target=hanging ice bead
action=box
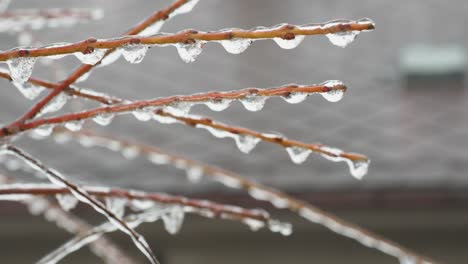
[326,31,359,48]
[162,205,185,235]
[64,120,84,132]
[120,44,148,64]
[174,40,204,63]
[219,38,252,54]
[242,218,265,231]
[7,56,36,84]
[32,125,54,137]
[321,80,345,102]
[240,94,267,111]
[147,153,170,165]
[286,146,312,164]
[273,35,305,49]
[74,48,106,65]
[234,135,260,154]
[152,113,178,124]
[92,112,114,126]
[186,166,203,183]
[121,146,140,160]
[12,81,45,100]
[56,194,79,211]
[132,107,153,121]
[40,93,68,114]
[268,220,293,236]
[282,92,307,104]
[164,102,193,116]
[204,99,232,112]
[320,146,370,180]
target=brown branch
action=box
[0,184,272,225]
[0,19,374,61]
[5,145,160,264]
[0,0,194,138]
[0,174,137,264]
[45,129,436,263]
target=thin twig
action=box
[0,19,374,61]
[45,129,436,263]
[4,145,160,264]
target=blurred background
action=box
[0,0,467,263]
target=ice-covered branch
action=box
[0,174,136,264]
[3,146,160,264]
[38,130,435,263]
[0,0,198,137]
[0,8,104,33]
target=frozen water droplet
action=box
[321,80,345,102]
[219,38,252,54]
[268,220,292,236]
[273,35,305,49]
[204,99,232,112]
[121,146,140,160]
[120,44,148,64]
[147,153,170,165]
[130,199,155,211]
[299,208,323,223]
[286,146,312,164]
[56,194,78,211]
[64,120,84,132]
[240,94,267,111]
[100,50,121,66]
[248,187,271,201]
[175,41,204,63]
[234,135,260,154]
[92,112,114,126]
[138,21,165,37]
[105,197,126,218]
[53,132,72,144]
[132,108,153,121]
[41,93,68,114]
[33,125,54,137]
[212,174,242,189]
[7,57,36,84]
[186,166,203,183]
[74,48,106,65]
[242,218,265,231]
[162,205,184,235]
[165,102,193,116]
[282,92,307,104]
[271,196,289,209]
[326,31,359,48]
[320,146,370,180]
[152,113,178,124]
[12,81,45,100]
[78,135,96,148]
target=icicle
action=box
[174,41,204,63]
[286,146,312,164]
[92,112,114,126]
[240,94,267,111]
[132,107,154,121]
[121,146,140,160]
[40,93,68,114]
[164,102,193,116]
[185,166,203,183]
[320,146,370,180]
[120,44,148,64]
[64,120,84,132]
[219,38,252,54]
[56,194,79,211]
[162,205,184,235]
[234,134,260,154]
[321,80,345,102]
[204,98,232,111]
[268,220,292,236]
[105,197,126,218]
[282,92,307,104]
[273,35,305,49]
[12,81,45,100]
[147,153,170,165]
[32,124,54,137]
[171,0,199,17]
[6,57,36,84]
[326,31,359,48]
[74,48,106,65]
